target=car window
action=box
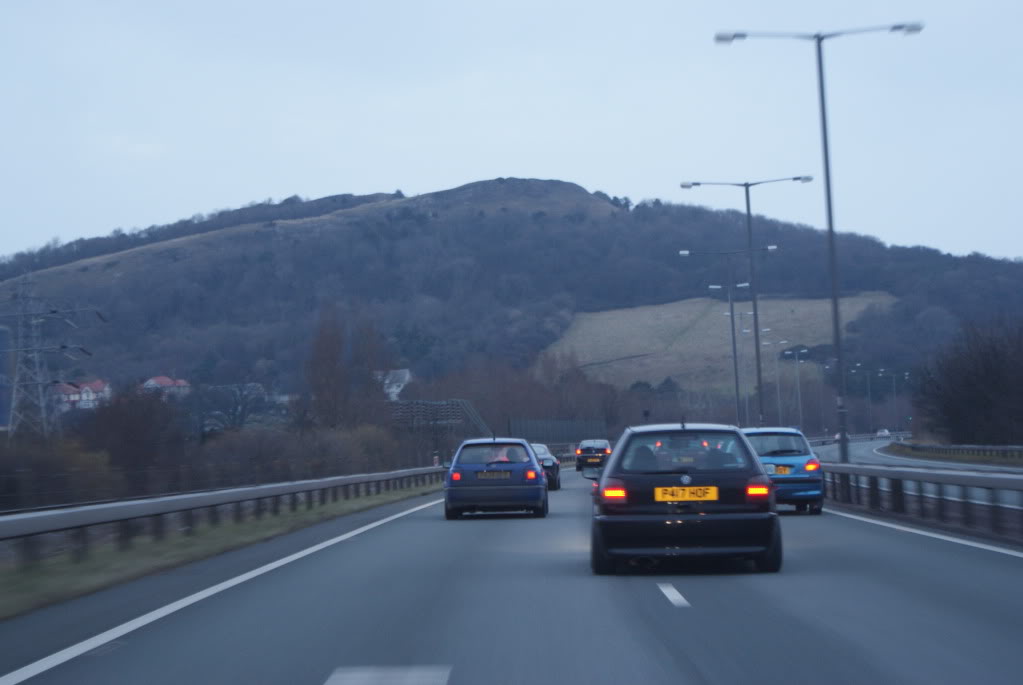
[745,433,811,457]
[617,431,753,473]
[530,444,551,456]
[456,444,530,464]
[580,440,609,449]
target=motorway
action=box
[2,460,1022,684]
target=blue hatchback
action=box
[742,428,823,514]
[444,438,548,519]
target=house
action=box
[53,380,112,412]
[143,376,191,397]
[376,369,413,401]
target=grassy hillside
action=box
[542,293,895,390]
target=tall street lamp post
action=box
[715,22,922,459]
[784,348,810,430]
[680,178,810,426]
[708,278,750,426]
[761,339,789,425]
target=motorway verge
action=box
[0,482,440,620]
[881,441,1023,467]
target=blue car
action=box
[742,427,823,514]
[444,438,548,519]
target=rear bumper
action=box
[771,478,823,503]
[445,485,546,510]
[594,512,777,557]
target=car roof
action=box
[460,437,531,447]
[742,427,807,436]
[626,423,739,434]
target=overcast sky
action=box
[1,0,1020,259]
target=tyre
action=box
[575,462,582,472]
[591,528,615,575]
[444,504,461,520]
[795,503,808,513]
[534,496,549,518]
[551,474,561,491]
[809,500,824,515]
[753,522,783,573]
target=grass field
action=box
[542,292,896,390]
[0,483,441,620]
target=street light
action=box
[784,348,811,429]
[680,177,810,426]
[762,339,789,425]
[708,280,750,426]
[716,22,921,460]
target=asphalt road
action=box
[2,470,1022,685]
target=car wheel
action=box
[753,522,783,573]
[444,504,461,520]
[552,475,561,491]
[534,496,549,518]
[809,501,824,515]
[795,503,808,513]
[591,528,615,575]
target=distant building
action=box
[376,369,412,401]
[53,379,112,412]
[143,376,191,397]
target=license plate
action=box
[775,466,791,475]
[587,458,602,463]
[654,486,719,502]
[477,471,511,480]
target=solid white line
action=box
[0,498,444,685]
[656,582,691,608]
[824,508,1023,560]
[324,666,452,685]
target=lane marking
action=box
[0,499,444,685]
[824,508,1023,559]
[657,582,691,608]
[324,666,452,685]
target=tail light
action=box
[604,448,612,455]
[746,475,772,504]
[451,471,462,482]
[576,449,582,455]
[525,469,538,480]
[601,477,628,503]
[804,458,821,472]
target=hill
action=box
[3,177,1022,395]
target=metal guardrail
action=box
[822,462,1023,541]
[890,442,1023,461]
[1,466,446,568]
[806,432,911,447]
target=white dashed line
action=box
[324,666,452,685]
[657,582,691,608]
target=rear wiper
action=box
[762,449,806,456]
[485,459,515,466]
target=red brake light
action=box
[604,448,612,455]
[576,449,582,455]
[526,469,537,480]
[451,472,462,482]
[746,485,770,497]
[600,477,628,503]
[804,458,821,472]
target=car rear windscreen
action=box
[616,431,753,473]
[457,444,530,464]
[745,432,811,457]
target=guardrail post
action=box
[988,489,1003,535]
[18,536,41,570]
[118,519,136,550]
[182,508,196,535]
[208,505,221,527]
[151,514,166,541]
[839,474,851,503]
[271,496,281,516]
[289,492,298,512]
[306,491,314,510]
[70,526,89,562]
[853,475,862,505]
[343,484,351,500]
[961,486,973,527]
[868,476,880,510]
[254,498,264,521]
[234,501,244,524]
[935,483,946,521]
[917,482,927,518]
[331,486,338,503]
[891,479,906,514]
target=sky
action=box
[1,0,1020,259]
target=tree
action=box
[306,307,347,428]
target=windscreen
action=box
[457,444,531,464]
[580,440,609,450]
[617,431,753,473]
[745,432,811,457]
[531,444,551,457]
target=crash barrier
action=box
[889,442,1023,462]
[0,466,446,570]
[806,432,911,447]
[823,463,1023,542]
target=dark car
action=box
[575,439,612,471]
[531,443,561,490]
[742,427,823,514]
[587,423,781,574]
[444,438,548,519]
